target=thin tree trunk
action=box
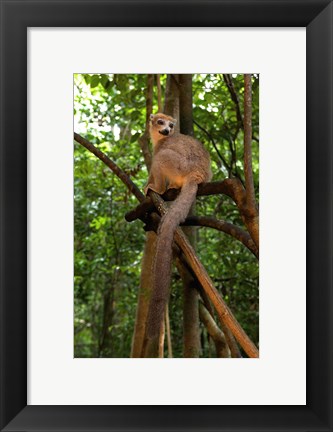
[178,74,201,357]
[132,75,160,357]
[177,255,201,357]
[179,74,194,136]
[130,232,157,357]
[164,74,180,130]
[156,74,163,112]
[243,74,255,208]
[243,74,259,249]
[138,74,154,171]
[98,286,114,357]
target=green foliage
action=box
[74,73,259,358]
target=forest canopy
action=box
[74,73,259,358]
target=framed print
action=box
[1,0,332,431]
[29,28,304,405]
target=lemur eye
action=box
[169,123,174,129]
[157,119,164,125]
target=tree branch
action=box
[199,302,230,358]
[141,212,258,258]
[223,74,243,126]
[218,320,243,358]
[182,216,258,258]
[74,132,145,203]
[223,73,259,143]
[125,179,240,223]
[193,119,231,173]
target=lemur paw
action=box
[144,184,165,196]
[144,184,151,196]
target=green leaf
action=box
[90,75,100,88]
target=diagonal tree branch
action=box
[193,119,231,173]
[74,132,145,202]
[223,73,259,143]
[223,74,243,126]
[199,302,230,358]
[182,216,258,258]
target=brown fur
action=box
[145,113,212,344]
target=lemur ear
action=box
[150,114,155,121]
[172,118,177,125]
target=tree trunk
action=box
[131,231,157,357]
[138,74,153,171]
[179,74,201,357]
[243,74,259,249]
[179,74,194,136]
[177,258,201,357]
[164,74,180,130]
[98,284,115,357]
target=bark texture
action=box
[179,74,201,357]
[130,231,157,357]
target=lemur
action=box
[144,113,212,344]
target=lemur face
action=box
[150,113,176,137]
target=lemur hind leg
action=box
[144,166,166,195]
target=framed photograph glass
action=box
[1,1,332,431]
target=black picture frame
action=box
[1,0,332,431]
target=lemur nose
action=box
[161,129,169,135]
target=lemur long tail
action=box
[146,181,198,339]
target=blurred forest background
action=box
[74,73,259,358]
